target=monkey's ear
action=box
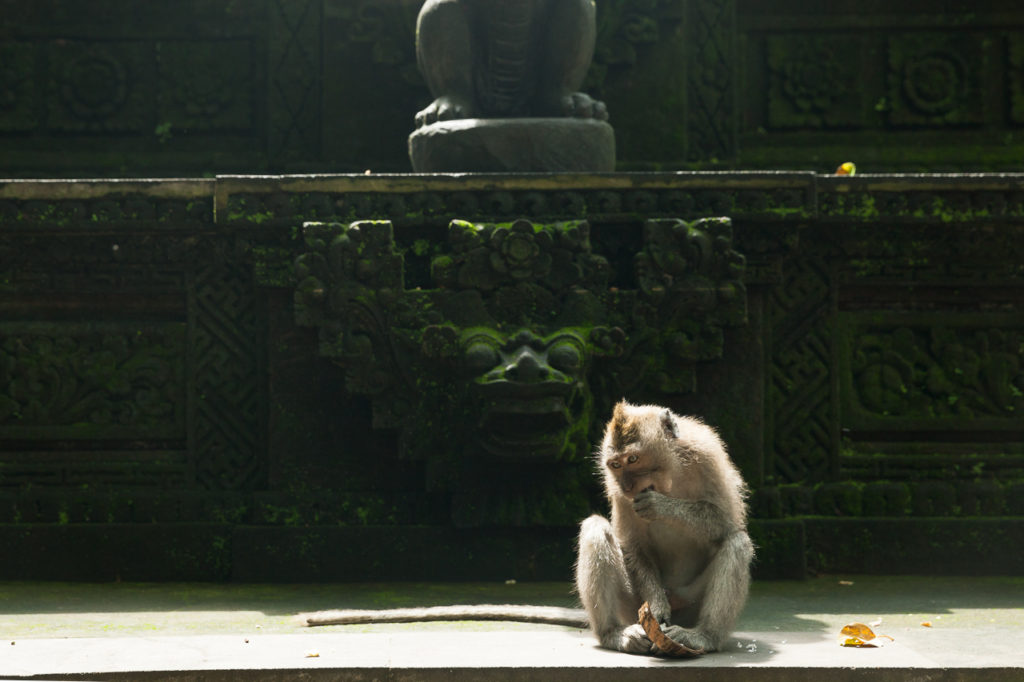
[661,409,677,440]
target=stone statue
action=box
[408,0,615,172]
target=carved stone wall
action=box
[3,1,1023,175]
[0,181,265,524]
[1,172,1022,580]
[740,3,1024,171]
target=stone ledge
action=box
[1,577,1020,681]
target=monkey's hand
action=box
[632,489,676,522]
[644,591,672,625]
[634,491,735,541]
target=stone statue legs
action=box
[414,0,607,128]
[535,0,607,120]
[415,0,478,128]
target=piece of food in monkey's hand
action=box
[638,602,705,657]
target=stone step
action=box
[2,628,1018,681]
[1,577,1020,681]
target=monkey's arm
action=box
[632,490,738,542]
[622,541,673,623]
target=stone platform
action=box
[1,576,1021,681]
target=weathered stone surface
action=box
[408,118,616,172]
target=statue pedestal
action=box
[408,118,615,173]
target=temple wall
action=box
[1,172,1021,580]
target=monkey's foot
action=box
[611,623,658,655]
[415,95,476,128]
[661,625,716,654]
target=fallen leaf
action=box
[304,650,320,658]
[921,622,932,627]
[638,602,704,658]
[840,622,894,648]
[842,637,878,648]
[841,623,876,640]
[838,580,854,586]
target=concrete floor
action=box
[1,576,1022,681]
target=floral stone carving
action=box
[294,217,745,524]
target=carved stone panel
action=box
[269,0,323,164]
[766,34,864,130]
[887,33,984,127]
[158,41,254,132]
[841,313,1024,431]
[0,204,263,494]
[47,41,151,133]
[765,257,836,484]
[687,0,736,161]
[293,215,746,524]
[0,321,185,444]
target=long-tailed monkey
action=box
[300,401,752,658]
[575,400,753,654]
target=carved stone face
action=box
[295,216,745,524]
[462,328,590,459]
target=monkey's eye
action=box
[609,461,622,469]
[627,454,639,464]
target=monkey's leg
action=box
[575,515,653,655]
[415,0,477,127]
[664,531,754,652]
[535,0,607,119]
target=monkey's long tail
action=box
[302,605,588,628]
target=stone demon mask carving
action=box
[294,217,744,524]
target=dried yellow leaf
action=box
[841,623,877,640]
[637,601,704,658]
[921,621,932,627]
[841,637,877,648]
[839,622,893,648]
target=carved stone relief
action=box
[294,215,746,523]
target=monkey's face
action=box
[603,447,671,499]
[600,400,679,499]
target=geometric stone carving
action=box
[887,33,983,126]
[766,258,834,483]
